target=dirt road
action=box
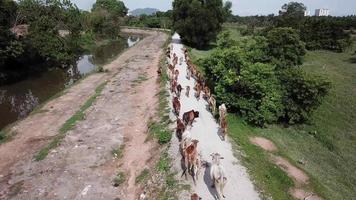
[168,34,261,200]
[0,29,167,199]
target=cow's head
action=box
[194,111,200,118]
[210,153,224,165]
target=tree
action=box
[17,0,83,63]
[276,2,306,29]
[91,0,128,38]
[200,47,284,126]
[172,0,228,48]
[300,17,352,52]
[279,68,331,124]
[266,27,306,68]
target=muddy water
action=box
[0,35,141,130]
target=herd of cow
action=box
[164,44,229,200]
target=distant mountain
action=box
[129,8,160,16]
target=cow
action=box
[195,82,202,100]
[191,193,202,200]
[183,110,200,126]
[210,153,227,200]
[174,69,179,81]
[171,80,177,94]
[209,95,217,114]
[168,64,174,73]
[176,118,186,141]
[203,86,211,100]
[182,139,199,184]
[172,96,181,116]
[176,84,183,98]
[187,68,192,80]
[186,86,190,97]
[180,130,192,154]
[219,104,227,127]
[220,117,228,140]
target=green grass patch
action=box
[113,171,126,187]
[148,121,172,145]
[156,151,171,173]
[135,168,150,184]
[228,115,294,200]
[0,130,7,143]
[131,73,149,86]
[111,144,125,159]
[34,82,107,161]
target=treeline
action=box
[228,2,356,52]
[0,0,128,85]
[124,11,173,29]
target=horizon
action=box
[71,0,356,16]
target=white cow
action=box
[210,153,227,199]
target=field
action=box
[189,26,356,199]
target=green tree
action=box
[17,0,83,63]
[91,0,127,38]
[172,0,228,48]
[266,27,306,68]
[276,2,306,29]
[279,68,331,124]
[200,47,284,126]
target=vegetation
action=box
[172,0,231,48]
[190,22,356,199]
[135,169,150,184]
[0,0,129,85]
[34,82,107,161]
[124,11,172,29]
[111,144,125,159]
[113,171,126,187]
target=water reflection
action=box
[0,35,141,130]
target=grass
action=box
[113,171,126,187]
[135,168,150,184]
[131,73,149,87]
[188,25,356,199]
[111,144,125,159]
[34,81,107,161]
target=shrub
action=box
[279,68,331,124]
[201,48,284,126]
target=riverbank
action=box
[0,28,168,199]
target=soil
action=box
[0,29,167,200]
[250,137,277,152]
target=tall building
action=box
[315,9,330,16]
[304,11,311,16]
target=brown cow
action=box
[176,84,183,98]
[172,97,181,116]
[174,69,179,81]
[209,95,217,114]
[176,118,186,141]
[171,80,177,94]
[182,139,199,184]
[186,86,190,97]
[168,64,174,73]
[203,86,211,100]
[191,193,202,200]
[220,117,228,140]
[195,82,202,100]
[183,110,199,126]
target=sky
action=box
[72,0,356,16]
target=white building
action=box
[304,11,311,16]
[315,9,330,16]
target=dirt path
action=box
[0,29,167,199]
[168,34,260,200]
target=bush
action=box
[266,27,306,68]
[201,48,284,126]
[279,68,331,124]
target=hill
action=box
[129,8,159,16]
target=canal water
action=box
[0,35,141,130]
